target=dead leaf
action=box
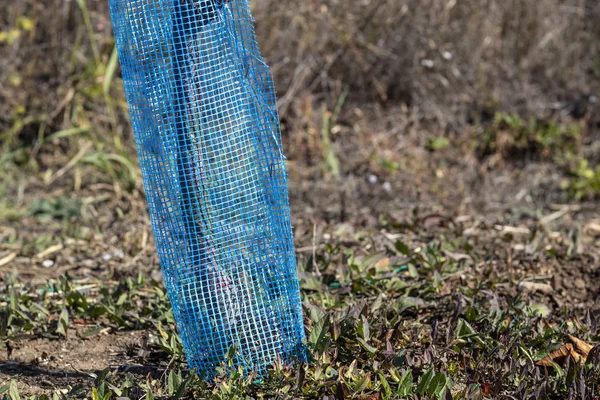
[482,382,492,397]
[443,250,472,262]
[537,344,583,366]
[567,335,593,357]
[374,257,390,268]
[585,344,600,365]
[570,349,583,364]
[518,281,553,294]
[495,225,531,235]
[385,329,394,342]
[34,243,63,260]
[0,252,17,268]
[421,214,446,228]
[585,222,600,236]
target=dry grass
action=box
[254,0,600,128]
[2,0,599,138]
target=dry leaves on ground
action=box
[537,335,596,366]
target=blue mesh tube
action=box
[107,0,305,376]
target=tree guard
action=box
[108,0,305,377]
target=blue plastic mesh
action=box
[107,0,305,377]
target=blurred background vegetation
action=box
[1,0,599,205]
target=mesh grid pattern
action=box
[108,0,305,376]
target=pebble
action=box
[421,59,434,68]
[42,259,54,268]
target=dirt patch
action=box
[0,329,148,395]
[552,256,600,309]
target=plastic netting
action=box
[107,0,305,377]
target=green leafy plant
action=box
[476,112,581,160]
[562,158,600,199]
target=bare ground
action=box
[2,101,600,395]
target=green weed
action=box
[476,112,581,161]
[562,158,600,200]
